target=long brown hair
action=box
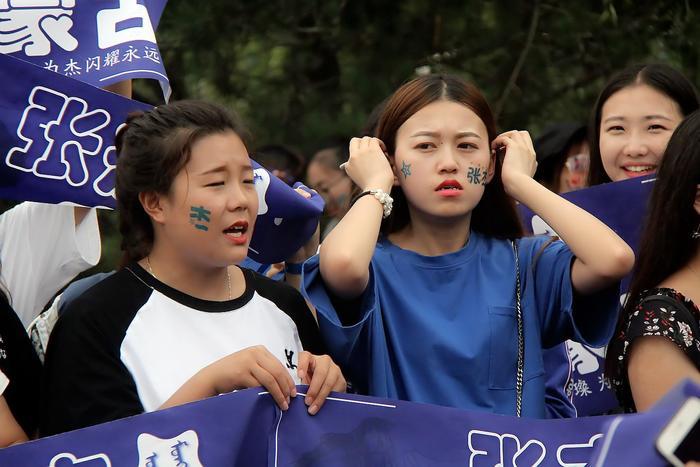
[374,74,523,238]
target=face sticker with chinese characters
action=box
[466,165,489,186]
[189,205,211,231]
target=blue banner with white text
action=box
[0,52,151,208]
[0,52,323,263]
[0,386,641,467]
[1,0,170,100]
[4,382,694,466]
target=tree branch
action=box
[494,0,541,120]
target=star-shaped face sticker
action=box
[401,161,411,178]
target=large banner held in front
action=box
[0,386,623,466]
[4,382,696,466]
[1,0,170,100]
[519,176,655,417]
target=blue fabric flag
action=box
[589,379,700,466]
[0,53,323,263]
[519,175,654,272]
[0,52,151,208]
[1,0,170,100]
[248,165,324,264]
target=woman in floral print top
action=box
[606,110,700,412]
[610,288,700,412]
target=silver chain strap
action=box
[511,240,524,417]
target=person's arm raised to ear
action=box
[319,137,394,299]
[494,130,634,294]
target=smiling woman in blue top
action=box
[302,74,635,417]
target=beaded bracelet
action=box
[350,189,393,218]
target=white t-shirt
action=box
[41,265,325,435]
[0,202,101,327]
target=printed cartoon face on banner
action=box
[137,430,202,467]
[0,0,170,99]
[253,167,270,215]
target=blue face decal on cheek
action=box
[401,161,412,179]
[189,205,211,231]
[466,165,489,186]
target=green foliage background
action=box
[139,0,700,150]
[96,0,699,271]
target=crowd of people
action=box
[0,64,698,456]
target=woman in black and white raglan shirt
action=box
[40,100,345,436]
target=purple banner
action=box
[0,386,620,467]
[0,53,323,262]
[249,165,324,264]
[5,382,694,466]
[1,0,170,100]
[589,379,700,466]
[0,52,151,208]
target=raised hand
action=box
[491,130,538,197]
[343,137,394,193]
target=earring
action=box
[693,223,700,239]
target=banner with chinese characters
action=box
[0,52,323,262]
[0,385,667,467]
[6,382,694,466]
[519,176,655,417]
[1,0,170,100]
[0,52,151,208]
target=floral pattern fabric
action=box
[612,288,700,412]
